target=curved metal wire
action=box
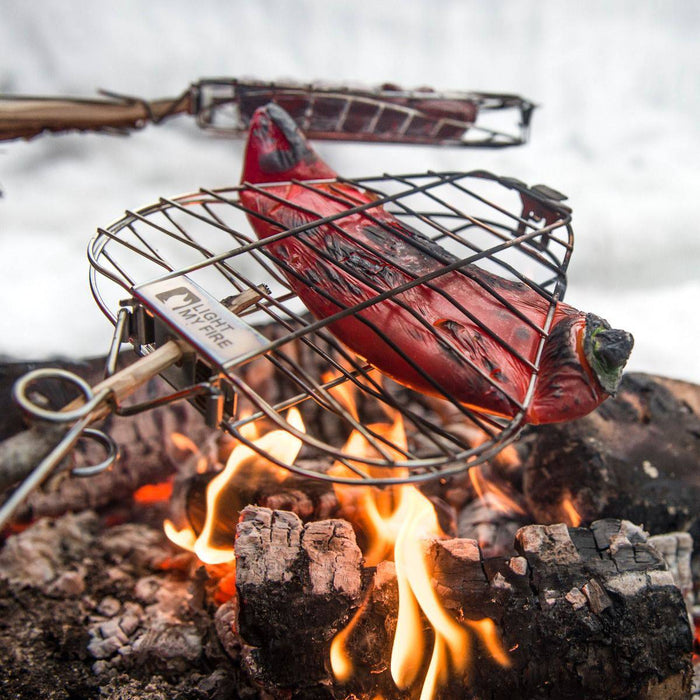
[13,368,112,424]
[88,170,573,485]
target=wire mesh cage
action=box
[88,170,573,485]
[193,79,535,147]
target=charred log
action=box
[523,372,700,600]
[226,508,694,699]
[234,506,362,696]
[0,505,695,699]
[177,461,339,538]
[524,372,700,533]
[457,490,531,558]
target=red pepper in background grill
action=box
[240,103,633,424]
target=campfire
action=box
[0,99,698,699]
[1,346,698,698]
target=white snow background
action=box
[1,1,699,383]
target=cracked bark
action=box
[523,373,700,542]
[227,509,694,700]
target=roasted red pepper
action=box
[240,103,633,424]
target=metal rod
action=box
[0,414,91,529]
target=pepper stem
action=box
[583,314,634,395]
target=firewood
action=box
[226,509,694,699]
[234,505,362,695]
[523,372,700,540]
[0,506,694,698]
[456,491,531,558]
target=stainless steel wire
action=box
[88,170,573,485]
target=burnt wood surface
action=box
[0,506,695,699]
[229,507,693,700]
[523,372,700,547]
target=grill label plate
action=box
[134,276,267,367]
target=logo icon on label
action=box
[155,287,201,308]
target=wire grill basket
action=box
[88,170,573,485]
[194,79,535,147]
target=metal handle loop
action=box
[12,368,110,423]
[71,428,120,477]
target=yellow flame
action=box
[465,618,511,668]
[330,597,368,683]
[164,408,305,565]
[166,375,511,698]
[238,408,261,441]
[322,369,360,423]
[391,487,468,696]
[170,431,209,473]
[170,431,199,453]
[163,520,197,551]
[468,466,527,516]
[330,406,510,698]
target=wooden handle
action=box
[63,339,186,421]
[0,92,192,141]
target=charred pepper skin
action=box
[240,103,633,424]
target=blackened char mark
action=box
[364,222,529,298]
[316,260,363,299]
[316,229,406,292]
[363,222,458,275]
[434,319,508,382]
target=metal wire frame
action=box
[2,79,533,146]
[192,79,535,148]
[88,170,573,485]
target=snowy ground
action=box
[1,1,699,382]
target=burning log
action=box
[0,503,695,698]
[523,372,700,591]
[226,507,694,699]
[234,506,363,693]
[523,372,700,532]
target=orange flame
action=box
[164,408,305,565]
[560,495,583,527]
[391,486,471,697]
[468,466,526,516]
[329,405,510,698]
[330,596,370,683]
[164,370,510,697]
[322,369,360,423]
[171,431,209,473]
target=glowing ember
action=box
[133,479,173,504]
